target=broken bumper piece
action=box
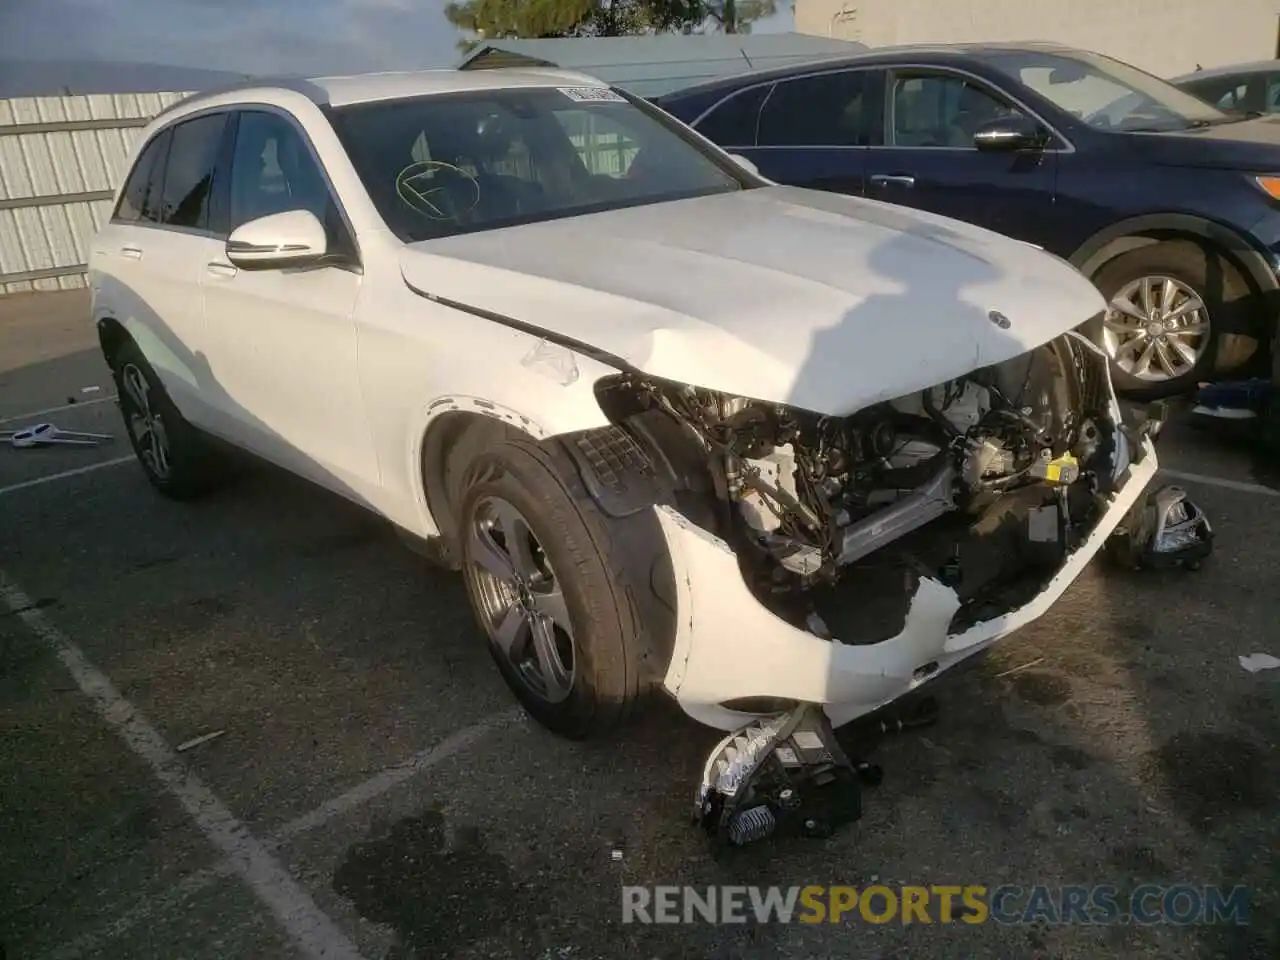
[656,439,1160,733]
[1107,483,1214,571]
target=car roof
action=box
[1169,60,1280,84]
[652,40,1084,101]
[150,65,612,126]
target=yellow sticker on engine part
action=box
[1035,453,1079,485]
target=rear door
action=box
[92,112,231,425]
[863,67,1061,245]
[744,68,875,196]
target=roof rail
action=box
[150,75,330,123]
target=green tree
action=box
[704,0,777,34]
[444,0,776,50]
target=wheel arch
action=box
[416,403,548,566]
[95,313,132,371]
[418,403,685,688]
[1070,213,1278,300]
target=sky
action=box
[0,0,796,77]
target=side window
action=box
[889,72,1021,148]
[1185,76,1248,109]
[113,129,170,224]
[228,110,335,233]
[1267,75,1280,112]
[158,113,227,230]
[757,72,867,147]
[695,86,769,147]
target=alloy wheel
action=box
[466,495,576,704]
[120,363,171,480]
[1101,275,1210,382]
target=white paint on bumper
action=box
[658,438,1159,732]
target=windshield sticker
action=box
[557,86,626,103]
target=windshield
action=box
[976,49,1235,132]
[327,86,747,243]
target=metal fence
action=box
[0,91,189,295]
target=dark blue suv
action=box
[653,42,1280,399]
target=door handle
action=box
[870,174,916,188]
[206,262,238,278]
[120,245,143,260]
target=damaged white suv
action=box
[91,68,1162,755]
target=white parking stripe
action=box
[39,711,521,960]
[0,455,135,497]
[1159,468,1280,498]
[0,573,367,960]
[0,394,117,425]
[278,708,523,840]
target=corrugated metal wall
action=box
[0,91,190,295]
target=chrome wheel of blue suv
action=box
[1092,241,1255,399]
[1103,274,1209,383]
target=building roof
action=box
[0,59,250,98]
[456,32,868,97]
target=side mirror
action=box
[225,209,327,269]
[726,152,762,177]
[973,115,1047,152]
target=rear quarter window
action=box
[695,85,769,147]
[113,129,170,224]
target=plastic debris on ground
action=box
[1238,653,1280,674]
[1,422,113,448]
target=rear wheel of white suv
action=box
[456,435,648,739]
[111,339,229,500]
[1091,240,1256,399]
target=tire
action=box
[457,435,648,739]
[111,338,228,500]
[1089,240,1255,400]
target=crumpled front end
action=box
[657,442,1155,731]
[593,330,1159,731]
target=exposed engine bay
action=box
[597,332,1123,641]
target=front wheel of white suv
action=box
[457,435,651,739]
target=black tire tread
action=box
[459,432,650,739]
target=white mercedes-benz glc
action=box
[89,66,1160,748]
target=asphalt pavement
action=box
[1,290,1277,959]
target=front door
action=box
[198,108,378,501]
[864,68,1061,247]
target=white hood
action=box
[399,185,1106,416]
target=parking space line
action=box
[0,572,367,960]
[37,710,524,960]
[277,708,523,840]
[0,455,135,497]
[1159,468,1280,498]
[0,394,117,425]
